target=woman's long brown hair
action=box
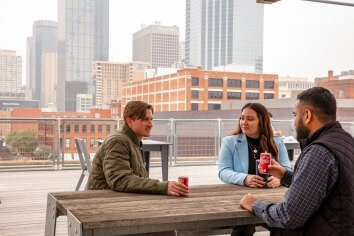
[231,103,278,161]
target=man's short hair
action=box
[123,101,153,124]
[297,87,336,122]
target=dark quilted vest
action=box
[293,121,354,236]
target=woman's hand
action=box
[266,176,281,188]
[244,175,266,188]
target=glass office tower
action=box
[57,0,109,111]
[185,0,263,73]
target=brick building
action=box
[9,108,114,155]
[122,67,278,112]
[315,70,354,99]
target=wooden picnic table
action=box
[45,184,287,236]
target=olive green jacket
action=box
[87,124,168,194]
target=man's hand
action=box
[244,175,266,188]
[266,176,281,188]
[167,181,189,197]
[240,193,257,212]
[268,159,286,180]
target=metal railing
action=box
[0,117,353,170]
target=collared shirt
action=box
[252,144,338,229]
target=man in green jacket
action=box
[88,101,188,197]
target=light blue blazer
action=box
[218,134,292,186]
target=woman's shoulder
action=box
[222,134,244,143]
[273,136,285,145]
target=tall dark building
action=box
[57,0,109,111]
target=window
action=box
[66,125,71,133]
[208,78,223,87]
[192,77,199,86]
[90,138,95,148]
[264,93,274,99]
[82,125,87,133]
[227,92,241,99]
[106,125,111,133]
[246,80,259,88]
[98,125,102,133]
[264,81,274,89]
[90,125,95,133]
[65,138,70,148]
[227,79,241,87]
[114,124,117,131]
[208,91,223,99]
[246,92,259,100]
[74,124,79,133]
[339,89,345,98]
[191,90,199,99]
[191,103,198,110]
[208,104,221,110]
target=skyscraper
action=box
[27,20,57,107]
[179,41,186,64]
[185,0,264,73]
[0,50,22,100]
[57,0,109,111]
[132,23,179,68]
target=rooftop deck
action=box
[2,165,262,236]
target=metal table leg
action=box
[44,193,58,236]
[161,145,169,181]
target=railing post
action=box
[116,117,121,131]
[169,118,175,165]
[216,118,222,162]
[57,117,61,170]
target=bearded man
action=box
[240,87,354,236]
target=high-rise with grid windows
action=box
[132,23,179,68]
[0,50,22,100]
[92,61,149,107]
[185,0,264,73]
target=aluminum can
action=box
[178,176,189,186]
[259,153,271,174]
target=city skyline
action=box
[0,0,354,83]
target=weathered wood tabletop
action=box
[45,184,287,236]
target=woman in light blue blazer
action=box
[218,103,292,189]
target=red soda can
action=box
[178,176,189,187]
[259,153,271,174]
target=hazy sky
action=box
[0,0,353,84]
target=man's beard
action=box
[296,119,310,142]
